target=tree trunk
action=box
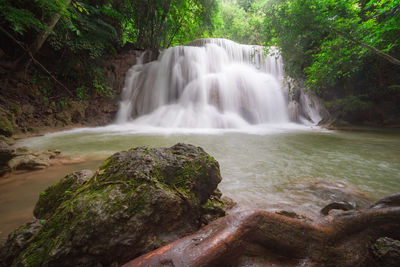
[154,0,172,49]
[14,0,72,70]
[123,194,400,266]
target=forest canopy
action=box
[0,0,399,124]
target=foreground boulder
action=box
[0,143,226,266]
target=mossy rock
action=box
[0,220,42,266]
[372,237,400,266]
[0,106,16,137]
[1,143,226,267]
[34,170,94,219]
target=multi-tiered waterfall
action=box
[116,38,322,128]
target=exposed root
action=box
[123,199,400,266]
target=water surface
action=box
[1,126,399,241]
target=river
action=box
[1,125,399,241]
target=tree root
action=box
[123,199,400,266]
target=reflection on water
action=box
[1,126,400,240]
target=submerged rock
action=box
[291,178,372,212]
[320,201,355,215]
[370,193,400,209]
[0,143,227,267]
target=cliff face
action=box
[0,49,158,136]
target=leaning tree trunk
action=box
[123,194,400,266]
[14,0,72,70]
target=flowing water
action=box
[1,39,400,241]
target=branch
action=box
[0,26,74,97]
[334,29,400,66]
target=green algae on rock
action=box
[0,106,16,137]
[0,143,227,267]
[34,170,94,220]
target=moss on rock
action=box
[0,106,16,137]
[34,170,94,219]
[1,143,226,267]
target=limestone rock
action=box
[0,143,226,267]
[8,154,50,170]
[1,145,62,176]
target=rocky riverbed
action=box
[1,138,63,176]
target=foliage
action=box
[0,0,68,35]
[213,0,267,45]
[263,0,400,121]
[1,0,399,123]
[0,0,219,101]
[123,0,218,49]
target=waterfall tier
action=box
[116,39,303,128]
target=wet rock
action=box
[288,101,301,122]
[292,178,372,211]
[0,140,13,175]
[0,143,226,267]
[8,154,50,170]
[34,170,94,219]
[372,237,400,266]
[84,98,118,126]
[1,146,62,175]
[320,201,355,215]
[370,193,400,209]
[0,135,16,146]
[317,117,351,130]
[201,189,228,223]
[103,50,140,95]
[0,140,14,166]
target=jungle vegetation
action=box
[1,0,399,123]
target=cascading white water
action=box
[116,38,292,128]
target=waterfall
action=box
[116,38,318,129]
